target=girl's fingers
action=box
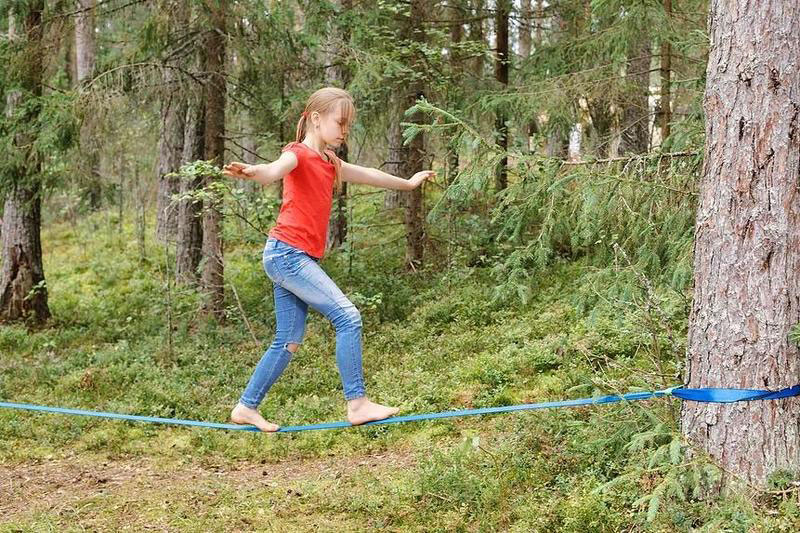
[222,168,245,178]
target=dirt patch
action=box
[0,449,417,525]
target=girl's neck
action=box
[301,134,327,156]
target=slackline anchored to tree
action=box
[2,384,799,433]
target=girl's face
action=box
[310,103,352,148]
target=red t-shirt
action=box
[268,142,335,259]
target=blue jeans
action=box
[239,237,366,407]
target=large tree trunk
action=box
[75,0,102,210]
[384,0,426,265]
[1,184,50,323]
[0,3,50,323]
[680,0,800,491]
[200,1,226,319]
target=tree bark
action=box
[468,0,485,78]
[680,0,800,490]
[494,0,509,191]
[200,0,226,319]
[75,0,101,210]
[0,2,50,323]
[383,111,406,210]
[154,70,186,244]
[384,0,426,266]
[519,0,532,59]
[403,0,426,269]
[656,0,671,146]
[325,0,352,252]
[155,2,189,244]
[620,35,652,154]
[175,83,205,285]
[446,0,463,185]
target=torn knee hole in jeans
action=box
[284,342,300,353]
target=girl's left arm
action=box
[340,161,435,190]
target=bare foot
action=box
[230,403,280,432]
[347,397,399,426]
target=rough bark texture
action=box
[1,184,50,323]
[383,112,406,210]
[175,84,205,285]
[155,0,189,244]
[680,0,800,490]
[154,70,186,244]
[200,2,226,319]
[0,3,50,323]
[402,0,426,269]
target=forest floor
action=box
[2,448,417,530]
[2,209,799,532]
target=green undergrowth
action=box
[2,207,798,532]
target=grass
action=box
[1,203,799,532]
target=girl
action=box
[222,87,435,432]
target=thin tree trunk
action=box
[446,0,463,185]
[680,0,800,491]
[325,0,352,252]
[519,0,538,154]
[154,71,186,244]
[519,0,531,59]
[175,83,205,285]
[656,0,672,145]
[0,3,50,323]
[200,1,226,319]
[620,35,652,154]
[468,0,485,78]
[403,0,426,269]
[383,113,405,210]
[155,2,188,244]
[75,0,101,210]
[494,0,509,191]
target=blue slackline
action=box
[1,384,798,433]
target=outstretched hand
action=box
[408,170,436,189]
[222,162,257,180]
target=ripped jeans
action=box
[238,237,366,408]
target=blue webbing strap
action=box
[1,384,798,433]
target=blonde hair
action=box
[294,87,356,190]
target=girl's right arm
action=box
[222,151,298,186]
